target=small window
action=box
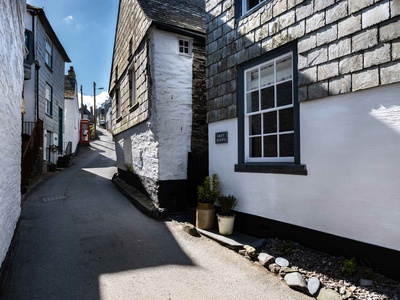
[45,35,53,68]
[24,30,34,63]
[238,0,266,17]
[129,38,133,58]
[45,83,53,116]
[129,69,136,107]
[115,88,121,117]
[179,39,191,55]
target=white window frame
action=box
[45,83,52,116]
[244,52,294,163]
[179,39,191,56]
[45,35,53,68]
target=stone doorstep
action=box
[112,175,163,219]
[196,227,258,250]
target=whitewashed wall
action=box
[64,95,80,154]
[150,29,193,181]
[209,83,400,251]
[0,0,25,267]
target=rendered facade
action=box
[206,0,400,276]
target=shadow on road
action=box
[2,133,195,300]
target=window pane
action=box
[250,137,261,157]
[260,63,274,87]
[276,56,292,82]
[248,0,260,10]
[276,81,292,107]
[264,135,277,157]
[45,85,50,100]
[263,111,277,134]
[249,114,261,135]
[246,69,259,91]
[279,133,294,157]
[246,90,259,113]
[260,86,274,110]
[279,108,293,132]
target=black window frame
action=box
[45,35,53,69]
[236,0,268,19]
[24,30,34,63]
[235,42,307,175]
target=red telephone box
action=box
[79,119,91,145]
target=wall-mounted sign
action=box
[215,131,228,144]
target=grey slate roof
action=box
[26,4,71,63]
[138,0,205,34]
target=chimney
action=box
[90,106,93,115]
[68,66,76,81]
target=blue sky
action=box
[27,0,119,108]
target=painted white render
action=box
[150,29,193,181]
[0,0,25,267]
[64,92,80,154]
[117,29,194,182]
[209,83,400,252]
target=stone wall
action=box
[191,38,208,154]
[0,0,26,268]
[206,0,400,122]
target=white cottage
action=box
[110,0,207,209]
[64,66,80,155]
[206,0,400,278]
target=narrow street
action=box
[2,128,309,300]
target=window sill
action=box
[129,102,139,112]
[234,163,307,175]
[45,63,53,72]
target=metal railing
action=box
[22,122,36,135]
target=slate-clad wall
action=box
[110,0,152,135]
[206,0,400,122]
[35,18,66,134]
[0,0,25,269]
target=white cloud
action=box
[63,15,74,23]
[78,91,109,110]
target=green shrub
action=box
[197,173,220,203]
[216,194,238,215]
[343,257,357,276]
[124,163,134,173]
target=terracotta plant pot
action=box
[196,202,215,229]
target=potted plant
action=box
[216,194,238,235]
[196,173,220,229]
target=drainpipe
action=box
[34,61,40,121]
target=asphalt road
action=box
[1,128,310,300]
